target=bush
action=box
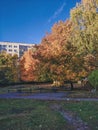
[52,80,64,87]
[88,70,98,91]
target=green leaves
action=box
[88,70,98,90]
[0,52,19,84]
[70,0,98,54]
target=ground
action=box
[0,84,98,130]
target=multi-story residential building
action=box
[0,42,35,57]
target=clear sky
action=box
[0,0,81,44]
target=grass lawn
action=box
[67,90,98,98]
[60,101,98,130]
[0,99,71,130]
[0,99,98,130]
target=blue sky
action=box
[0,0,81,44]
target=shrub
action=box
[52,80,64,87]
[88,70,98,91]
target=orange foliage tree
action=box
[33,20,77,84]
[20,46,38,82]
[20,0,98,85]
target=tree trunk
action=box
[70,82,74,90]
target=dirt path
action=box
[50,104,90,130]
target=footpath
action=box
[0,92,98,101]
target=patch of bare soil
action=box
[50,104,90,130]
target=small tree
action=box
[88,70,98,91]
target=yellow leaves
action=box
[78,70,88,77]
[84,54,95,60]
[65,70,77,80]
[84,54,96,70]
[20,49,37,81]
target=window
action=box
[9,45,12,47]
[3,45,7,48]
[9,49,12,52]
[14,45,17,48]
[14,49,17,52]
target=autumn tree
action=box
[33,0,98,83]
[33,20,77,85]
[19,46,38,82]
[20,0,98,85]
[70,0,98,77]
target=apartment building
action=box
[0,42,35,57]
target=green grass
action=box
[67,90,98,98]
[0,99,69,130]
[0,85,98,129]
[0,99,98,130]
[60,101,98,130]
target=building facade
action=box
[0,42,35,57]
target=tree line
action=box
[0,0,98,88]
[0,52,19,85]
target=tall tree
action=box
[33,20,77,83]
[70,0,98,75]
[71,0,98,53]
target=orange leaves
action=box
[19,18,89,82]
[32,20,76,82]
[20,49,38,82]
